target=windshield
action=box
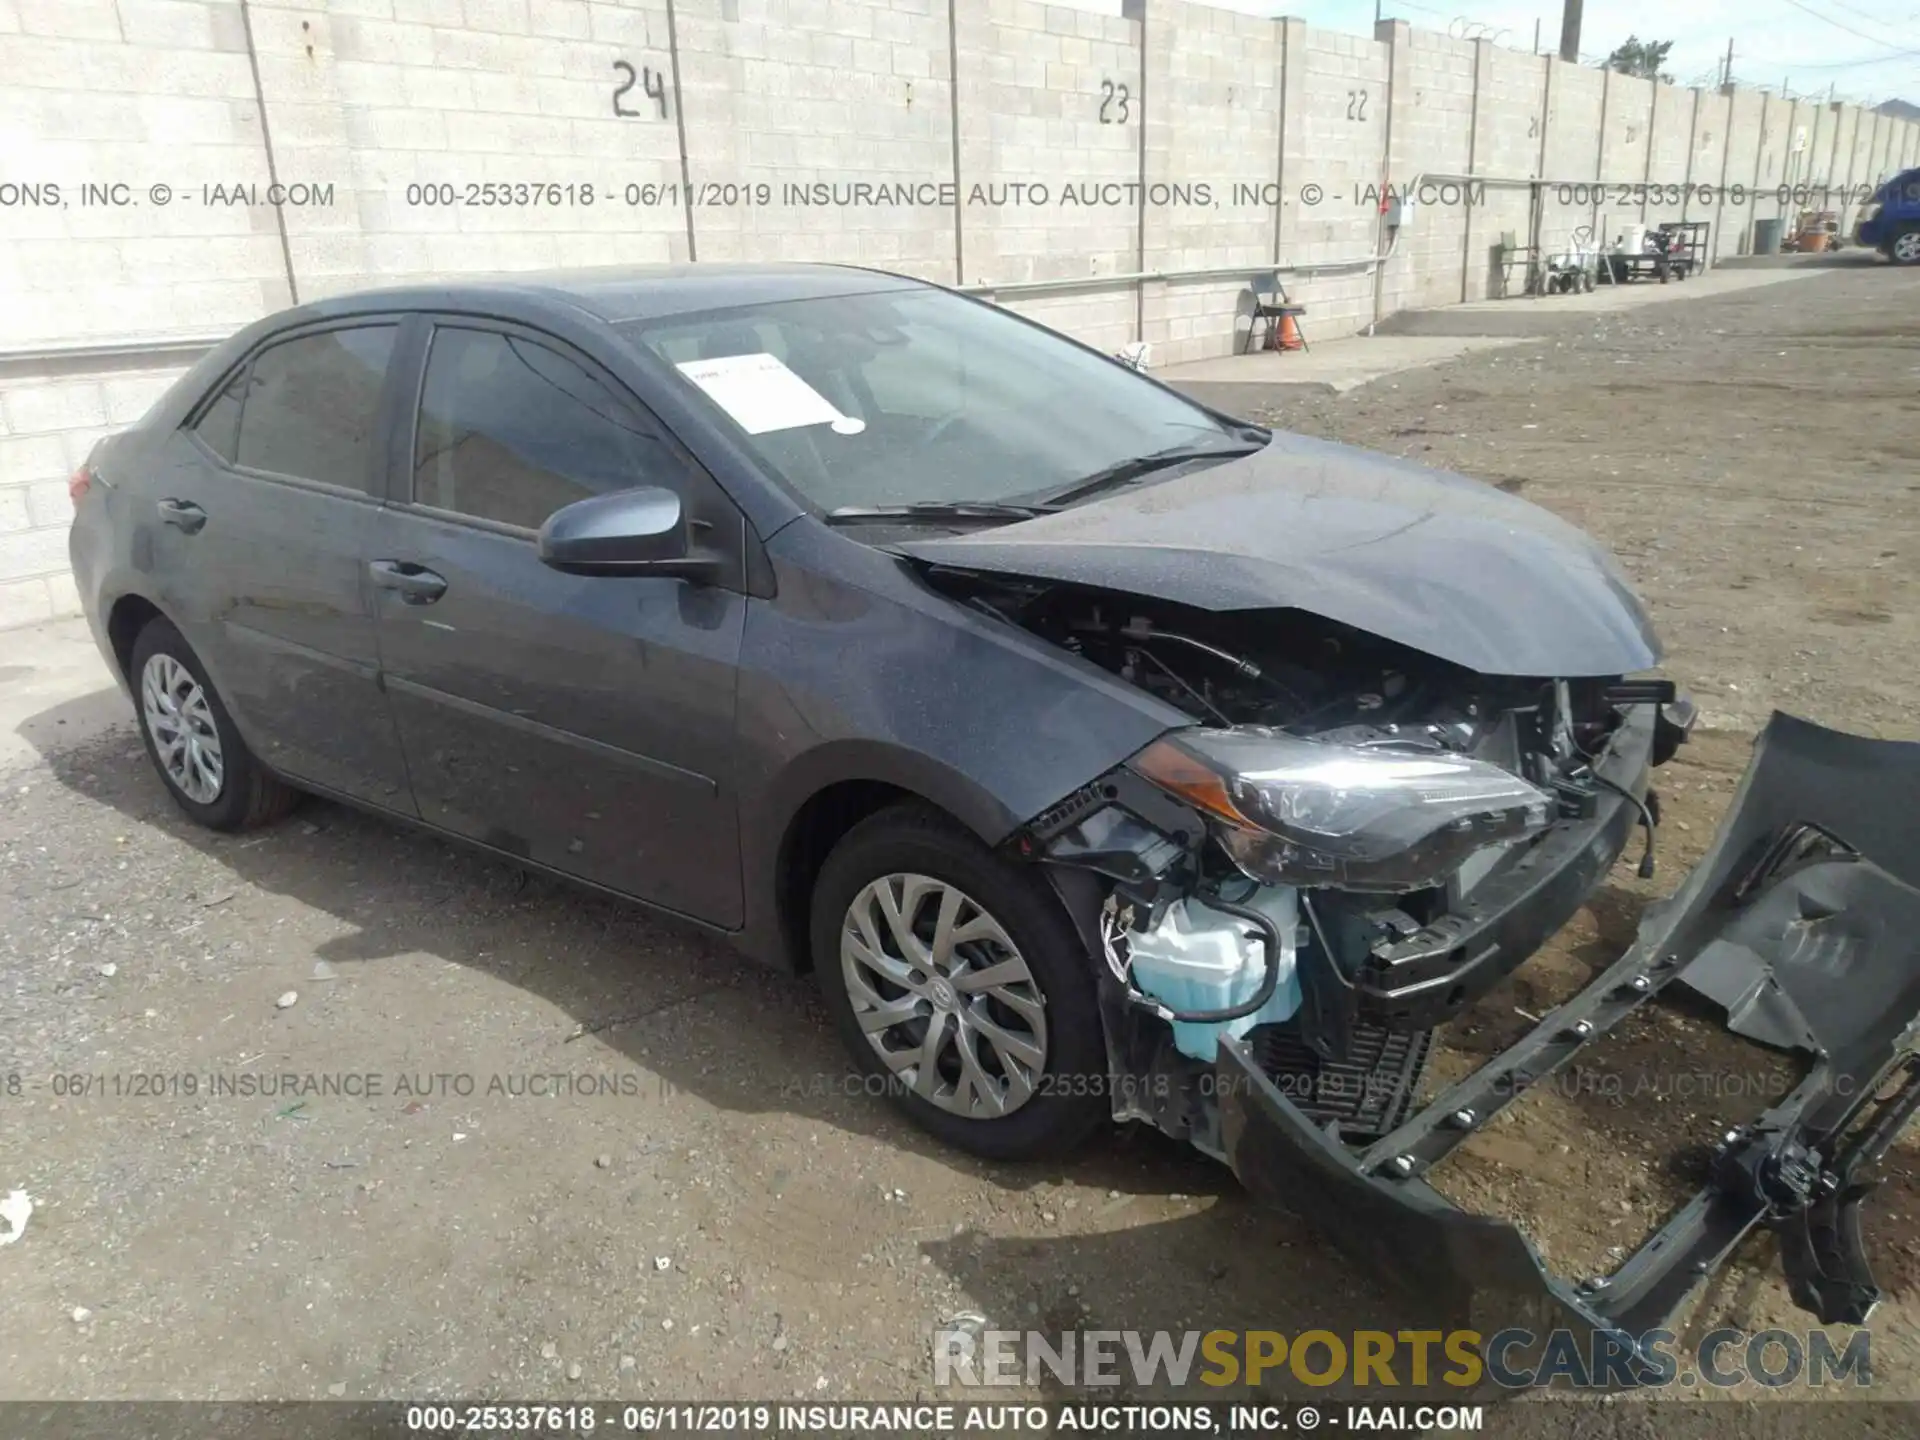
[619,287,1250,512]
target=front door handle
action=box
[369,559,448,605]
[157,498,207,534]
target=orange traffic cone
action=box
[1278,312,1304,351]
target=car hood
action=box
[895,430,1661,677]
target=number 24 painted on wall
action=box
[613,60,670,119]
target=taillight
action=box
[69,465,92,506]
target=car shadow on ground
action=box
[28,684,1668,1415]
[24,687,1512,1382]
[23,684,1232,1183]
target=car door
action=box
[157,320,418,813]
[370,317,748,925]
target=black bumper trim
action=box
[1218,711,1920,1352]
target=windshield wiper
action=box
[823,500,1048,525]
[1023,441,1264,510]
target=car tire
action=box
[130,616,299,831]
[810,803,1107,1162]
[1890,227,1920,266]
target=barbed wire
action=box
[1447,17,1516,47]
[1358,3,1915,107]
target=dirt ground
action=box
[2,263,1917,1433]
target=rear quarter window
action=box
[192,368,247,463]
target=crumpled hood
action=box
[896,430,1661,677]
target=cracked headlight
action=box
[1130,728,1553,892]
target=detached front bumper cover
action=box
[1218,712,1920,1346]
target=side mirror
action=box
[538,486,715,579]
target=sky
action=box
[1060,0,1920,106]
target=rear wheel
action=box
[1891,227,1920,265]
[131,617,298,831]
[810,804,1106,1161]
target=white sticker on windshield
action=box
[674,351,850,435]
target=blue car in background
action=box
[1856,166,1920,263]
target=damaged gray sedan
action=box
[70,264,1919,1348]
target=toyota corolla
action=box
[69,264,1920,1353]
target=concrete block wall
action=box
[1,1,288,344]
[5,0,1920,621]
[1640,82,1694,232]
[1537,58,1604,261]
[1821,102,1855,204]
[1138,0,1280,365]
[1387,23,1475,313]
[955,0,1142,353]
[0,363,187,626]
[1592,71,1651,249]
[1465,42,1546,302]
[1748,93,1794,246]
[677,0,956,274]
[1280,22,1387,337]
[1685,89,1730,248]
[1846,108,1884,237]
[238,0,691,289]
[1716,86,1769,257]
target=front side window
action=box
[622,287,1248,513]
[412,326,672,531]
[234,325,397,490]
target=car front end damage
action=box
[903,447,1920,1346]
[993,602,1920,1344]
[1215,713,1920,1343]
[1000,616,1693,1157]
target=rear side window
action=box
[234,325,398,490]
[193,368,246,463]
[411,326,674,531]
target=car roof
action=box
[300,263,930,326]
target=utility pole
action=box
[1558,0,1582,63]
[1533,18,1541,55]
[1721,39,1734,89]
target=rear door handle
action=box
[369,559,447,605]
[157,498,207,534]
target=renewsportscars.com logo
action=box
[931,1326,1873,1390]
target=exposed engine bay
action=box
[943,570,1663,789]
[914,567,1920,1351]
[930,568,1691,1149]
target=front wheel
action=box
[130,617,299,831]
[810,804,1107,1161]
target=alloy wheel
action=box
[839,873,1048,1119]
[1894,231,1920,263]
[140,653,225,804]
